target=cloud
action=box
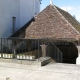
[76,16,80,21]
[60,6,75,11]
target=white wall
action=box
[0,0,20,37]
[0,0,40,37]
[20,0,40,27]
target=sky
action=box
[40,0,80,22]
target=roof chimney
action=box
[50,0,53,5]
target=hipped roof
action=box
[10,4,80,41]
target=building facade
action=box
[0,0,41,37]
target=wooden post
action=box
[12,40,16,58]
[27,40,32,51]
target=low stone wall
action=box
[0,54,13,59]
[0,57,51,66]
[0,59,38,65]
[3,54,13,58]
[16,55,35,60]
[0,53,36,60]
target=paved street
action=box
[0,62,80,80]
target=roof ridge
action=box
[52,5,80,35]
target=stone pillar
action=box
[76,45,80,65]
[40,44,47,57]
[76,46,80,57]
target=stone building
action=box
[10,3,80,64]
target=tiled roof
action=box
[10,5,80,41]
[10,18,35,37]
[56,6,80,33]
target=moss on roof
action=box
[56,6,80,33]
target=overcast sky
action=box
[41,0,80,22]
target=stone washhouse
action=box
[10,4,80,64]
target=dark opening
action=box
[46,42,78,64]
[55,42,78,64]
